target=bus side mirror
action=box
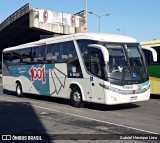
[141,46,157,62]
[88,44,109,62]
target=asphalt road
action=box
[0,82,159,143]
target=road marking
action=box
[0,97,159,135]
[65,112,159,135]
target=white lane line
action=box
[0,98,17,103]
[65,112,159,135]
[0,97,159,135]
[33,104,62,114]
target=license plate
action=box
[123,85,133,89]
[130,96,137,101]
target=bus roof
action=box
[3,33,137,52]
[141,40,160,47]
[73,33,137,43]
[36,33,137,44]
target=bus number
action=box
[29,66,46,84]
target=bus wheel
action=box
[70,87,83,108]
[16,83,23,97]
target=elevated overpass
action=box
[0,3,86,69]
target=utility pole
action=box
[85,0,88,32]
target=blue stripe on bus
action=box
[8,64,54,96]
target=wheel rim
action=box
[17,86,21,95]
[73,91,81,103]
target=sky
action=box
[0,0,159,42]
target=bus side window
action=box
[154,47,160,64]
[143,49,155,65]
[46,52,52,63]
[77,39,98,71]
[3,52,13,65]
[60,41,76,63]
[59,41,83,78]
[52,44,60,63]
[89,48,104,78]
[12,50,22,65]
[82,47,89,71]
[22,48,32,64]
[46,43,60,64]
[46,45,53,63]
[34,46,46,64]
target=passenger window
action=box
[60,41,83,78]
[77,40,98,71]
[52,44,60,63]
[143,49,155,65]
[4,48,32,65]
[3,52,13,65]
[12,50,22,65]
[154,46,160,64]
[90,49,104,78]
[21,48,32,64]
[60,42,76,62]
[77,40,105,79]
[33,46,46,64]
[46,44,60,63]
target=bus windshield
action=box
[102,43,148,84]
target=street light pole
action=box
[98,16,100,32]
[85,0,88,32]
[89,12,110,32]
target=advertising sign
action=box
[39,9,80,27]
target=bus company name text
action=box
[29,66,46,84]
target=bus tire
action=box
[70,87,84,108]
[16,83,23,97]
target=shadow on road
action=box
[24,94,140,111]
[26,93,70,106]
[22,93,140,111]
[0,101,52,143]
[83,102,141,111]
[2,89,141,112]
[151,94,160,99]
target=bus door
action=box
[89,49,105,104]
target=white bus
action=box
[2,33,150,107]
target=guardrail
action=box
[0,3,30,31]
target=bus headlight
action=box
[99,83,119,92]
[99,83,109,89]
